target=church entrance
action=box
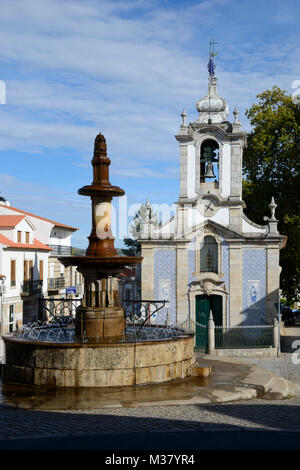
[195,294,222,351]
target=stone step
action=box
[287,381,300,397]
[240,368,274,396]
[263,376,290,400]
[191,362,211,378]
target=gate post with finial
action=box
[208,310,215,354]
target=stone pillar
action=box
[176,244,189,324]
[141,245,154,301]
[266,245,280,324]
[273,317,279,350]
[175,204,192,239]
[230,142,242,200]
[208,310,215,355]
[179,144,188,198]
[229,243,243,325]
[229,207,242,233]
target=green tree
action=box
[242,86,300,302]
[122,201,158,257]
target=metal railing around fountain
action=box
[12,297,83,343]
[38,297,82,329]
[13,298,191,344]
[124,300,189,341]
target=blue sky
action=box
[0,0,299,247]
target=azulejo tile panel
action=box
[154,250,176,325]
[242,249,266,325]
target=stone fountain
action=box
[2,134,195,388]
[60,132,142,344]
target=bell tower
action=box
[140,42,284,331]
[175,44,246,235]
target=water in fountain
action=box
[12,318,190,344]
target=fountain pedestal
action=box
[75,307,125,343]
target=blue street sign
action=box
[66,286,77,294]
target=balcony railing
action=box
[48,277,66,290]
[21,280,43,294]
[49,245,72,256]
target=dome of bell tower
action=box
[196,75,229,124]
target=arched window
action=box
[200,139,219,183]
[200,236,218,273]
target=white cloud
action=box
[0,0,299,238]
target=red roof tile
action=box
[0,204,78,231]
[0,233,52,251]
[0,215,25,228]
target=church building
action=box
[139,55,285,335]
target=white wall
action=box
[50,228,72,246]
[212,207,230,227]
[2,248,49,298]
[242,218,266,234]
[187,145,196,199]
[13,218,35,244]
[0,204,54,244]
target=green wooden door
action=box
[211,295,223,348]
[195,295,223,351]
[195,295,210,351]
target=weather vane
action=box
[207,38,218,77]
[207,39,218,123]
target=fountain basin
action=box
[3,333,195,388]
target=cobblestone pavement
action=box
[0,352,299,442]
[0,398,300,441]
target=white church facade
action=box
[139,69,285,340]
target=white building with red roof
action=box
[0,200,81,361]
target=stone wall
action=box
[3,334,195,387]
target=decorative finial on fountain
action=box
[91,133,112,187]
[94,133,107,156]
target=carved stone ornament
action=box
[204,224,217,235]
[192,273,227,296]
[200,280,214,296]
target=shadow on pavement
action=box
[0,402,299,450]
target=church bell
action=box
[204,161,216,178]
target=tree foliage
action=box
[242,86,300,301]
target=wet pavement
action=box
[0,358,254,410]
[0,355,299,450]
